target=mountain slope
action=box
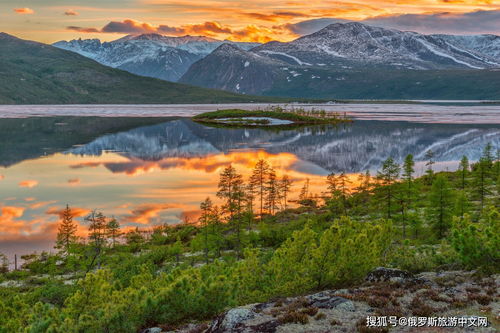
[180,22,500,99]
[0,33,274,104]
[254,22,498,70]
[433,34,500,61]
[180,44,288,95]
[53,34,260,82]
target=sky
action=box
[0,0,499,43]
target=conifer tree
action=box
[125,227,144,253]
[454,190,470,219]
[265,167,279,215]
[199,197,213,263]
[250,159,270,217]
[428,175,454,238]
[459,155,469,190]
[84,210,107,269]
[482,143,494,169]
[353,170,372,211]
[337,172,351,215]
[402,154,415,205]
[326,172,339,198]
[299,178,310,201]
[209,205,223,257]
[217,164,244,220]
[55,204,78,255]
[217,164,244,257]
[425,150,435,184]
[106,217,121,248]
[376,157,400,219]
[170,236,183,264]
[399,154,416,238]
[279,175,292,210]
[0,253,8,274]
[472,157,492,211]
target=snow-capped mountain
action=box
[433,34,500,61]
[53,34,260,82]
[180,22,500,97]
[254,22,499,70]
[179,44,287,94]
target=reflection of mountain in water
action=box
[0,117,172,168]
[68,119,500,173]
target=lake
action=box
[0,104,499,262]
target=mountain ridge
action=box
[53,34,260,82]
[179,22,500,99]
[0,32,276,104]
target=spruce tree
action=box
[458,155,469,190]
[84,210,107,269]
[0,253,9,274]
[428,174,454,239]
[216,164,244,257]
[217,164,244,220]
[106,217,121,248]
[472,157,492,211]
[250,159,270,217]
[279,175,292,210]
[337,172,351,215]
[454,190,470,219]
[326,172,339,198]
[299,178,310,201]
[56,205,78,255]
[199,197,213,263]
[265,167,279,215]
[400,154,416,238]
[376,157,400,219]
[425,150,435,184]
[125,227,144,253]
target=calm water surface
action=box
[0,114,499,261]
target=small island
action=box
[192,107,352,128]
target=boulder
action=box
[208,306,256,332]
[366,267,414,283]
[306,291,355,311]
[142,328,162,333]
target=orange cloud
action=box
[14,8,34,15]
[70,161,102,169]
[123,203,182,224]
[67,178,81,185]
[46,206,91,218]
[64,9,79,16]
[67,26,101,33]
[1,206,25,219]
[29,201,57,210]
[19,180,38,188]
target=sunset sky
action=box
[1,0,499,43]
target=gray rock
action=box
[208,307,256,332]
[306,292,355,311]
[143,328,162,333]
[366,267,414,283]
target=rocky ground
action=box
[145,268,499,333]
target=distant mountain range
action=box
[54,22,500,100]
[0,33,275,104]
[53,34,259,82]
